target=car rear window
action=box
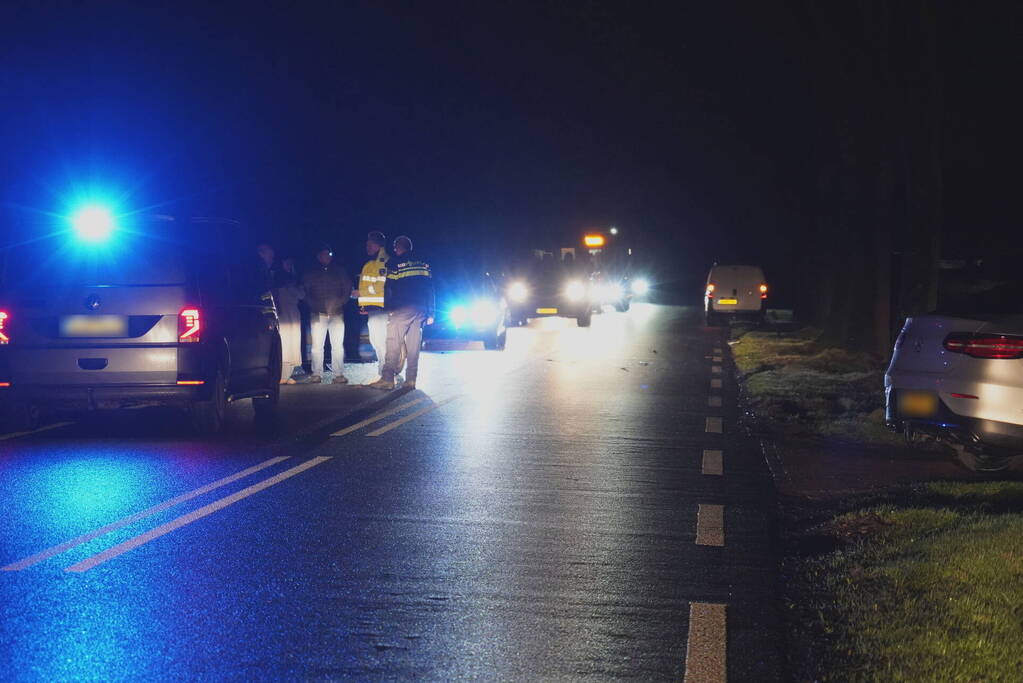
[936,280,1023,317]
[1,225,188,289]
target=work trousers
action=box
[310,312,345,377]
[382,307,426,383]
[366,309,389,376]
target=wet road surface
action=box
[0,305,781,680]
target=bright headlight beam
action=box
[470,300,499,327]
[631,278,650,295]
[565,280,586,302]
[508,281,529,302]
[450,305,469,327]
[69,205,117,243]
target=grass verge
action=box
[729,324,904,446]
[785,481,1023,681]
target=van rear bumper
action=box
[0,383,205,411]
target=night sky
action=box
[1,1,1017,296]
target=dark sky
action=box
[0,1,1016,288]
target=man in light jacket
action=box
[301,244,353,384]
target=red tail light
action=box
[943,333,1023,359]
[0,310,8,344]
[759,284,768,299]
[179,307,202,343]
[706,284,715,299]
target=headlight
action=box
[507,281,529,302]
[631,278,650,295]
[470,300,499,328]
[564,280,587,302]
[450,305,469,327]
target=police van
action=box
[0,209,281,434]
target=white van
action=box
[704,264,768,325]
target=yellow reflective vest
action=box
[358,248,389,308]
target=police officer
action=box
[368,236,434,391]
[354,231,391,382]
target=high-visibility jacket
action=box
[358,248,389,308]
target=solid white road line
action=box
[0,421,74,442]
[708,395,722,408]
[330,396,429,436]
[705,417,723,434]
[696,504,725,546]
[365,397,459,437]
[65,456,331,573]
[3,456,290,571]
[684,602,727,682]
[711,365,722,375]
[702,450,723,476]
[710,378,723,389]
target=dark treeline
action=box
[799,0,943,356]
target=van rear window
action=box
[1,231,187,289]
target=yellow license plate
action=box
[717,299,738,305]
[899,391,938,418]
[60,315,128,338]
[536,308,558,314]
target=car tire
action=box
[485,328,507,350]
[253,341,281,423]
[576,312,592,327]
[191,367,227,435]
[2,401,39,433]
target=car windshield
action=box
[1,222,189,290]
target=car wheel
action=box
[615,299,631,312]
[253,342,281,423]
[576,312,592,327]
[2,401,39,433]
[485,328,507,350]
[191,367,227,435]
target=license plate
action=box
[60,315,128,338]
[898,391,938,418]
[536,308,558,314]
[717,298,738,305]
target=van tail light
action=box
[943,333,1023,359]
[0,310,8,344]
[178,307,202,343]
[759,284,768,299]
[706,284,715,299]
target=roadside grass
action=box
[785,482,1023,681]
[729,325,903,446]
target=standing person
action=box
[352,231,392,382]
[368,236,434,391]
[301,244,353,384]
[276,257,304,384]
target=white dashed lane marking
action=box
[712,356,722,363]
[684,602,727,682]
[696,504,725,546]
[0,421,74,442]
[65,456,332,573]
[365,396,460,437]
[705,417,723,434]
[331,396,429,436]
[711,365,722,375]
[702,449,723,476]
[708,395,722,408]
[710,378,723,389]
[3,456,291,571]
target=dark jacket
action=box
[385,252,435,317]
[302,262,353,315]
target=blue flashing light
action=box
[69,204,117,243]
[450,305,469,328]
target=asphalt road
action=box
[0,305,781,681]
